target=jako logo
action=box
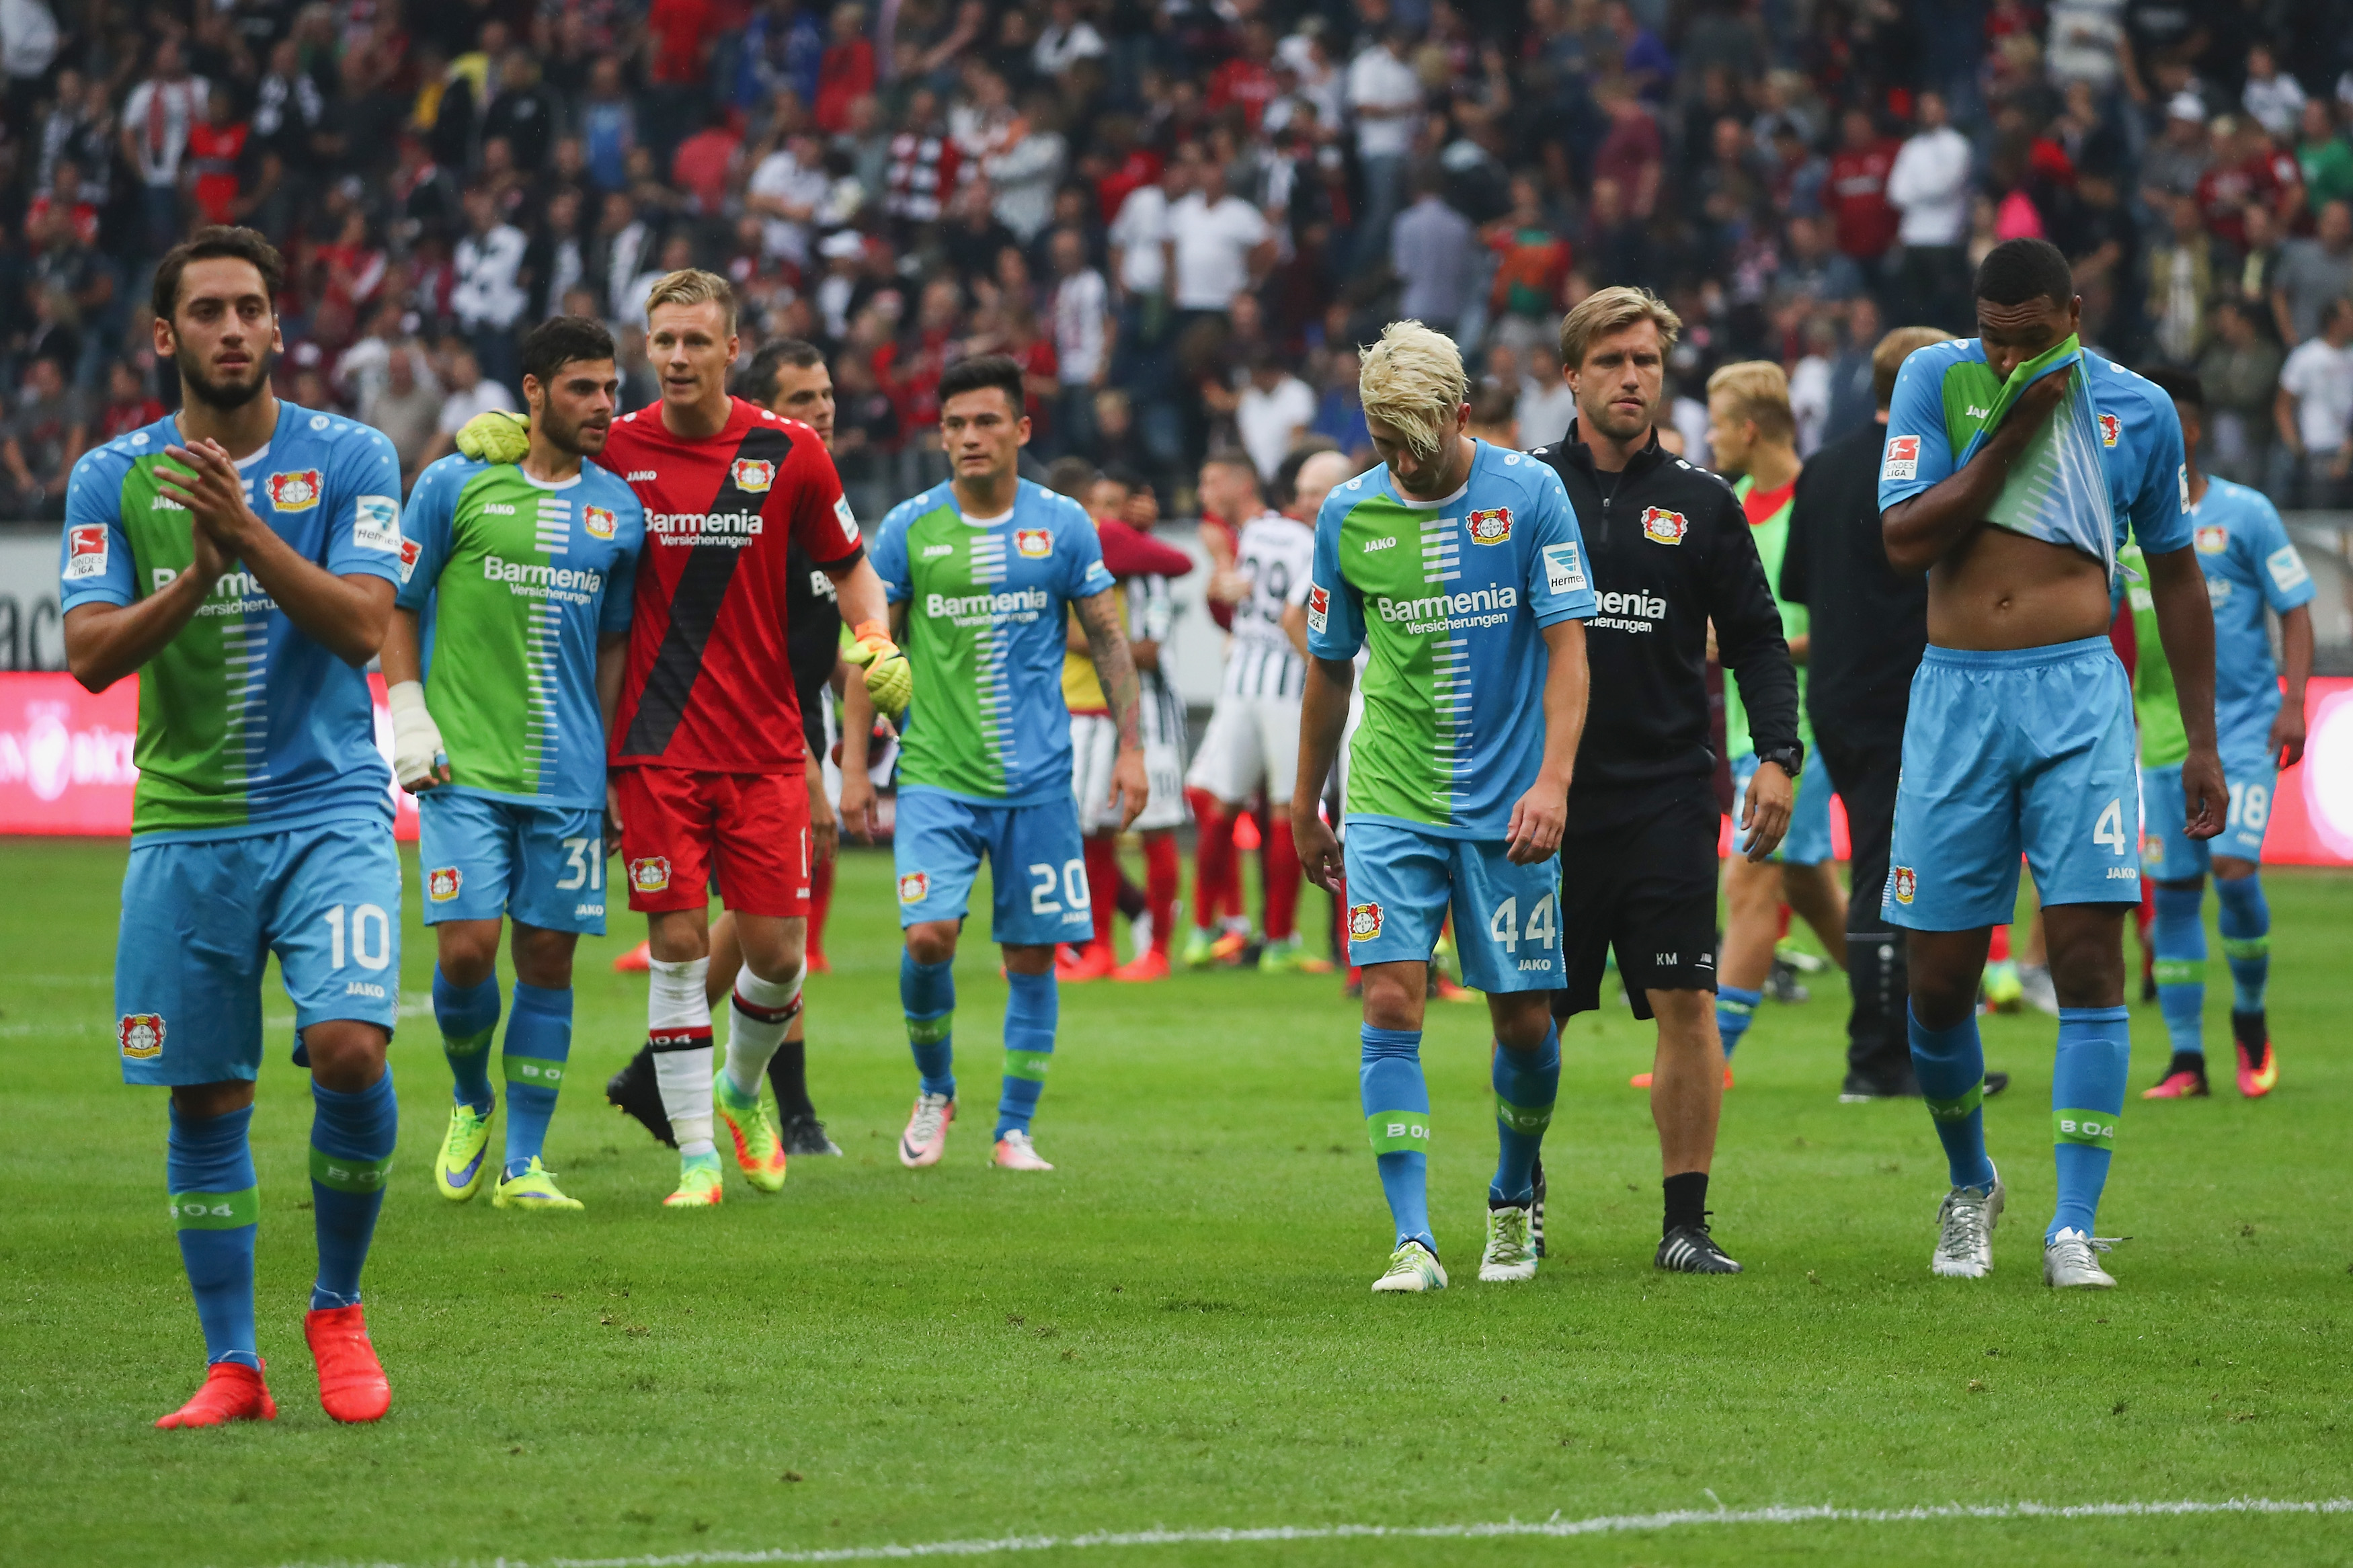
[1361,536,1396,552]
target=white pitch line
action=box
[266,1497,2352,1568]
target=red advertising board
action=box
[0,671,421,840]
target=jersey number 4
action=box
[2093,798,2129,855]
[1487,893,1558,952]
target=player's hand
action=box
[604,781,625,848]
[454,409,530,464]
[806,768,839,866]
[1292,799,1344,893]
[1741,760,1794,862]
[385,680,450,792]
[1993,369,2069,452]
[839,766,879,843]
[2271,700,2307,770]
[1109,744,1150,831]
[1504,776,1568,864]
[159,439,264,554]
[2180,747,2227,840]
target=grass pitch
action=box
[1,837,2348,1568]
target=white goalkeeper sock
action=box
[647,956,715,1157]
[723,964,805,1102]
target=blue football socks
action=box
[1488,1026,1559,1206]
[2151,882,2207,1059]
[902,954,956,1098]
[168,1102,260,1368]
[309,1070,397,1311]
[2213,872,2271,1013]
[996,970,1058,1139]
[433,966,500,1115]
[502,982,572,1178]
[1715,985,1762,1059]
[1909,1004,1995,1190]
[2050,1005,2130,1241]
[1361,1025,1434,1254]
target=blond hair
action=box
[643,267,739,335]
[1872,325,1954,409]
[1558,284,1682,371]
[1357,319,1468,462]
[1706,359,1795,446]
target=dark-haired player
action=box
[62,226,407,1426]
[1878,238,2221,1288]
[844,354,1146,1173]
[385,315,645,1214]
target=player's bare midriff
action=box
[1927,523,2110,651]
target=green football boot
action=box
[434,1103,495,1202]
[715,1077,789,1192]
[1181,925,1219,969]
[492,1156,584,1212]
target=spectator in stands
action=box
[2147,195,2224,368]
[1392,171,1477,339]
[121,38,206,257]
[2295,100,2353,218]
[2242,43,2306,141]
[423,344,518,470]
[1888,91,1972,331]
[452,185,529,393]
[1827,107,1900,270]
[3,355,87,519]
[2200,299,2285,486]
[1234,348,1315,485]
[363,344,445,491]
[2274,200,2353,345]
[2276,295,2353,507]
[1345,25,1422,274]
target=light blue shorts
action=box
[2141,748,2273,879]
[1341,817,1562,993]
[893,786,1090,947]
[1730,751,1837,865]
[1886,636,2141,930]
[418,789,608,934]
[114,817,402,1085]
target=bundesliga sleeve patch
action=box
[1542,542,1587,595]
[2268,544,2311,592]
[118,1012,165,1059]
[1881,436,1920,482]
[834,494,861,547]
[1467,506,1511,544]
[1306,583,1329,633]
[396,536,421,583]
[64,524,108,579]
[352,494,401,552]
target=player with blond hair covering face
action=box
[1292,321,1596,1293]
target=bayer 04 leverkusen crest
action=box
[1466,506,1511,544]
[1639,506,1688,545]
[267,469,323,510]
[1347,902,1384,941]
[731,458,776,493]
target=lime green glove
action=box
[843,620,912,722]
[454,409,530,464]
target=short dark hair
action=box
[741,335,826,403]
[1045,455,1099,499]
[1270,440,1337,509]
[936,353,1025,415]
[1974,237,2075,309]
[2142,366,2205,411]
[151,226,284,321]
[520,315,616,386]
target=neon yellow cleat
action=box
[492,1157,584,1212]
[716,1077,789,1192]
[662,1153,724,1207]
[434,1103,494,1202]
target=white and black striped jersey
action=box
[1222,509,1316,699]
[1125,571,1189,749]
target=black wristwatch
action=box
[1756,742,1805,780]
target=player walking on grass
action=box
[841,354,1147,1173]
[1878,240,2221,1290]
[1530,289,1798,1276]
[2128,370,2312,1101]
[544,270,899,1208]
[386,316,644,1214]
[61,227,406,1426]
[1293,321,1595,1292]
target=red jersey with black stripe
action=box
[600,396,865,773]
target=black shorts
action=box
[1554,777,1720,1022]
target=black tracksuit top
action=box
[1527,421,1800,800]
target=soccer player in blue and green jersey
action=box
[383,317,645,1212]
[61,227,407,1428]
[2128,370,2313,1102]
[1879,239,2222,1290]
[1292,321,1597,1292]
[844,354,1146,1173]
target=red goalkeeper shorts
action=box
[614,765,811,918]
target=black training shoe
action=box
[606,1044,676,1147]
[782,1112,842,1156]
[1656,1222,1743,1274]
[1839,1068,1920,1102]
[1764,955,1809,1004]
[1529,1155,1548,1260]
[1983,1070,2010,1097]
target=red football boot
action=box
[1057,943,1117,982]
[305,1305,391,1423]
[612,940,652,973]
[1112,948,1170,982]
[155,1360,276,1429]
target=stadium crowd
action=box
[10,0,2353,523]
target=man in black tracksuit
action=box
[1527,286,1801,1276]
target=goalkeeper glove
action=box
[453,409,530,464]
[387,680,449,790]
[843,619,912,722]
